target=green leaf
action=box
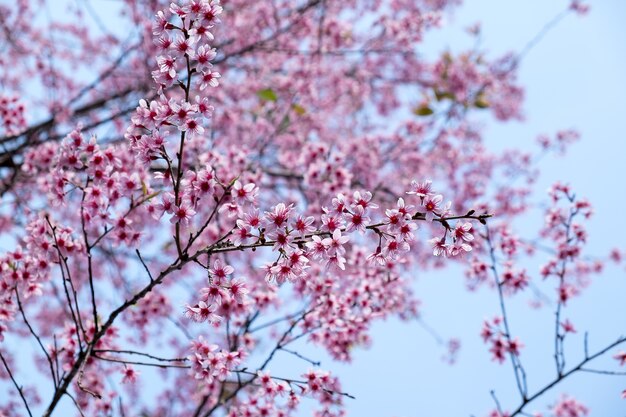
[257,88,278,102]
[434,90,455,101]
[291,103,306,115]
[413,105,434,116]
[144,191,161,201]
[474,93,490,109]
[228,176,240,187]
[278,115,291,131]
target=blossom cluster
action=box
[551,394,589,417]
[569,1,590,15]
[53,320,118,374]
[540,183,598,305]
[22,129,152,245]
[480,316,523,364]
[189,336,242,384]
[184,258,250,324]
[225,369,346,417]
[230,181,478,286]
[180,179,473,345]
[0,215,72,341]
[125,1,222,165]
[125,291,172,343]
[123,1,229,235]
[537,129,581,155]
[0,94,27,136]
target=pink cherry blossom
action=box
[0,1,621,417]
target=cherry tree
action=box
[0,0,623,416]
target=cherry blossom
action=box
[0,1,620,417]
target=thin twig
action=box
[509,336,626,417]
[0,351,33,417]
[93,354,190,369]
[76,344,102,399]
[136,249,154,282]
[484,225,528,399]
[14,288,58,388]
[279,347,321,367]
